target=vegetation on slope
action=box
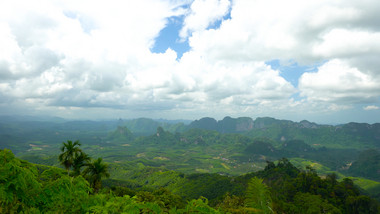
[1,147,379,213]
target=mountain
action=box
[0,115,66,123]
[247,118,380,149]
[187,116,320,133]
[107,126,134,143]
[187,116,380,149]
[120,118,161,135]
[348,149,380,181]
[119,118,186,135]
[2,115,380,203]
[187,117,218,131]
[2,115,379,151]
[188,116,254,133]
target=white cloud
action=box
[185,0,380,72]
[180,0,231,39]
[299,59,380,103]
[313,29,380,58]
[0,0,184,105]
[0,0,380,122]
[184,0,380,115]
[364,105,379,110]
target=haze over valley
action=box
[1,0,380,213]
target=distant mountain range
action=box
[1,115,379,149]
[111,116,380,149]
[187,116,380,149]
[1,115,379,187]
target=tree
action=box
[245,177,273,213]
[84,158,110,192]
[72,152,91,176]
[181,197,221,214]
[293,192,341,214]
[217,193,246,213]
[0,149,41,213]
[41,175,91,213]
[58,140,82,175]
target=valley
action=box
[1,115,380,212]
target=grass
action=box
[346,177,380,191]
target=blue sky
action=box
[0,0,379,124]
[152,18,313,89]
[151,16,191,59]
[151,3,231,59]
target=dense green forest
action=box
[1,116,380,213]
[2,148,379,213]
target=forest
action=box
[1,116,380,213]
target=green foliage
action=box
[179,173,243,205]
[345,195,378,214]
[292,192,341,214]
[72,151,91,176]
[135,188,184,211]
[2,116,380,213]
[40,175,91,213]
[245,177,273,213]
[1,148,380,213]
[216,193,246,213]
[244,140,278,156]
[366,184,380,202]
[281,139,314,153]
[110,185,136,197]
[0,149,41,213]
[348,149,380,181]
[261,161,380,213]
[180,197,221,214]
[5,117,377,180]
[108,126,134,143]
[87,194,220,214]
[88,194,163,214]
[58,140,82,174]
[84,157,110,192]
[38,166,66,183]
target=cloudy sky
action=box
[1,0,380,123]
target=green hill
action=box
[2,148,379,213]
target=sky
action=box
[0,0,380,124]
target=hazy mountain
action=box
[188,116,254,133]
[0,115,66,123]
[119,118,186,135]
[187,116,321,133]
[348,149,380,181]
[2,115,379,152]
[187,116,380,149]
[187,117,218,131]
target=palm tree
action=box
[83,158,110,192]
[72,151,91,176]
[58,140,82,175]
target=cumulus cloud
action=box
[0,0,182,105]
[186,0,380,64]
[180,0,231,39]
[299,59,380,104]
[0,0,379,122]
[183,0,380,116]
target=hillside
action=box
[1,148,379,213]
[188,117,380,149]
[1,116,380,202]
